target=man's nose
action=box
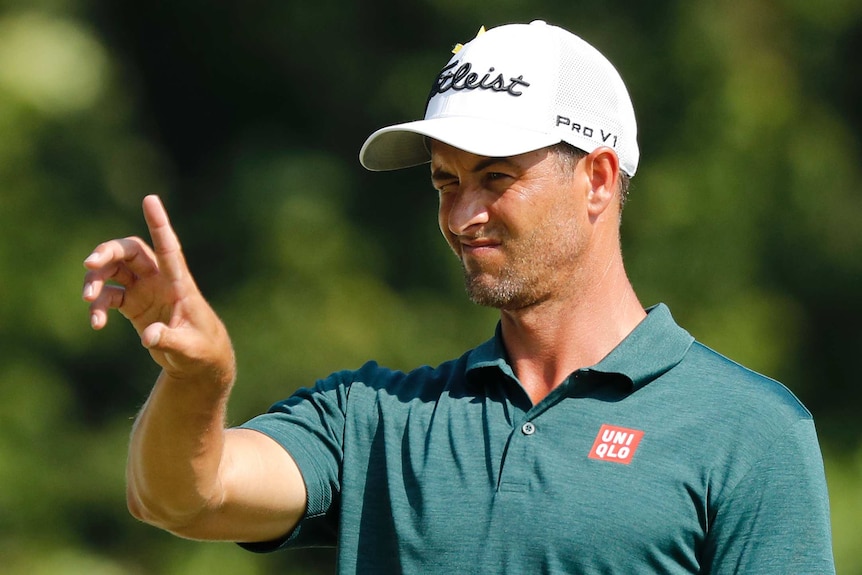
[447,186,490,236]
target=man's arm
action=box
[83,195,306,542]
[703,418,835,574]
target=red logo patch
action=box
[588,424,644,465]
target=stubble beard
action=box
[462,257,542,310]
[461,228,579,311]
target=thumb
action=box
[141,322,189,374]
[141,322,168,349]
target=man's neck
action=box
[499,261,646,405]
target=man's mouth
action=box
[460,237,502,257]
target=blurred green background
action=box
[1,0,860,573]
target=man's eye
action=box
[436,181,458,193]
[486,172,510,182]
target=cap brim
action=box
[359,116,560,172]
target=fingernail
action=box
[83,283,94,299]
[84,252,99,265]
[90,312,99,329]
[143,329,160,348]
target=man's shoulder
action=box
[677,340,813,422]
[323,351,474,400]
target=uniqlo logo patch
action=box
[588,424,644,465]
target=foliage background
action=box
[1,0,860,573]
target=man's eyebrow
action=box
[430,167,455,184]
[430,157,517,183]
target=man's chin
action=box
[464,277,517,309]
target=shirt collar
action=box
[466,303,694,391]
[466,322,517,382]
[590,303,694,390]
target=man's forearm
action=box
[126,368,235,532]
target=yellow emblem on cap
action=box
[452,26,486,54]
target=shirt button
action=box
[521,422,536,435]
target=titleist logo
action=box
[428,61,531,101]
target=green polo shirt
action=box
[240,304,835,574]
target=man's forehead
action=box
[430,140,550,173]
[428,139,475,160]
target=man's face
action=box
[430,141,591,310]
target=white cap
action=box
[359,20,640,177]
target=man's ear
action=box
[583,147,620,218]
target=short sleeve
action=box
[703,418,835,574]
[238,370,353,551]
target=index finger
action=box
[142,194,188,282]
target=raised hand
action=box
[82,195,234,383]
[83,197,303,541]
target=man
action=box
[83,21,835,573]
